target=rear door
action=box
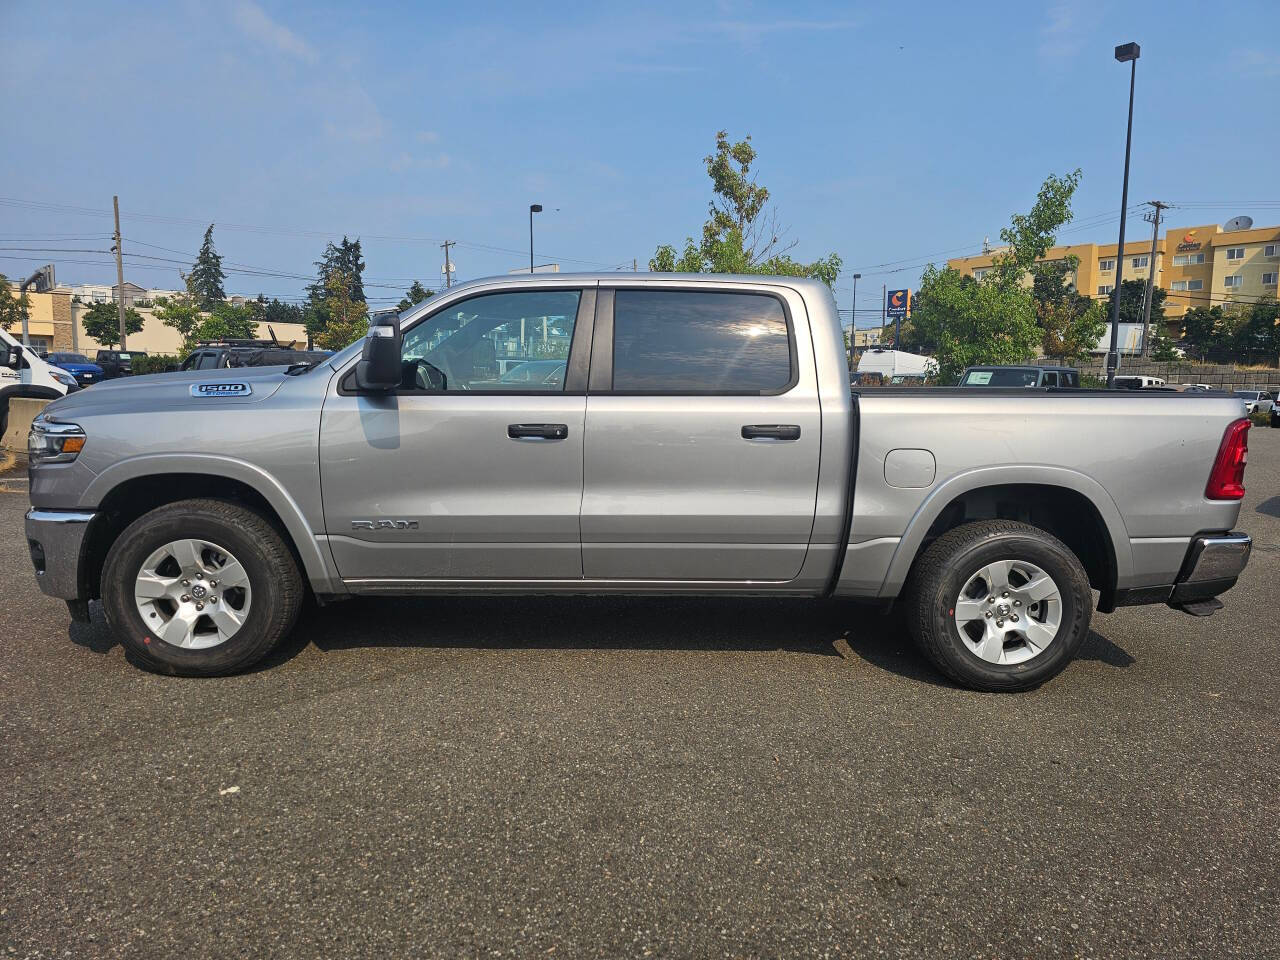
[580,284,821,581]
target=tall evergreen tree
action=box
[305,236,366,341]
[396,280,433,311]
[189,224,227,309]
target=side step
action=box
[1169,598,1224,617]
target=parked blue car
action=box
[45,352,106,387]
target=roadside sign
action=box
[886,289,911,319]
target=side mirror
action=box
[355,318,403,391]
[4,346,21,369]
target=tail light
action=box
[1205,418,1250,500]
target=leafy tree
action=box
[306,237,366,342]
[909,170,1082,382]
[189,224,227,309]
[649,131,841,287]
[909,266,1040,383]
[1149,332,1180,361]
[81,300,143,347]
[1179,305,1222,361]
[203,302,257,341]
[312,270,369,350]
[1106,278,1166,327]
[1230,297,1280,359]
[1032,257,1106,363]
[397,280,434,311]
[154,290,204,346]
[0,274,30,332]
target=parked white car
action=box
[1,327,78,437]
[1233,390,1275,419]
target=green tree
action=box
[313,270,369,350]
[1032,257,1107,363]
[189,224,227,309]
[306,237,366,342]
[909,170,1083,382]
[1230,297,1280,359]
[1106,278,1166,327]
[1149,332,1180,361]
[1180,305,1222,361]
[0,274,30,332]
[81,300,144,347]
[396,280,434,311]
[649,131,841,287]
[154,290,204,346]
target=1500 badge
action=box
[190,382,252,397]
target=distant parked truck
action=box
[95,350,147,380]
[176,339,331,372]
[856,348,937,383]
[959,365,1080,388]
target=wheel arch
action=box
[80,455,342,600]
[882,466,1130,610]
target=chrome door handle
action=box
[741,424,801,441]
[508,423,569,440]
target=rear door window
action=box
[610,290,792,394]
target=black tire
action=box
[101,498,303,677]
[904,520,1092,692]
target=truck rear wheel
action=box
[101,498,303,677]
[904,520,1092,692]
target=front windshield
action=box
[53,354,89,363]
[961,368,1039,386]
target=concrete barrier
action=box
[1,397,50,450]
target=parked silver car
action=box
[25,274,1253,690]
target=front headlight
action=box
[50,369,77,388]
[28,418,86,464]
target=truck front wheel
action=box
[101,498,303,676]
[904,520,1092,692]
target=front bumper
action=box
[25,508,96,603]
[1169,531,1252,604]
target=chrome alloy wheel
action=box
[133,539,252,649]
[952,559,1063,665]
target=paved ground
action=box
[2,431,1279,959]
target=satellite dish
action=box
[1223,215,1253,232]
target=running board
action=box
[1169,598,1223,617]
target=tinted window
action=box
[611,290,791,393]
[1042,372,1059,387]
[399,290,579,392]
[960,368,1039,386]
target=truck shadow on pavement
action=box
[69,594,1135,688]
[1256,495,1280,519]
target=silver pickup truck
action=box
[22,274,1253,690]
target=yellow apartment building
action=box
[949,218,1280,333]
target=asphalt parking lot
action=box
[2,429,1278,959]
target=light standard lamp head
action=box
[529,204,543,273]
[1114,42,1140,62]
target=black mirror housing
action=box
[4,346,21,369]
[355,320,403,391]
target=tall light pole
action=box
[849,272,861,372]
[1106,42,1141,387]
[529,204,543,273]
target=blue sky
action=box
[2,0,1277,326]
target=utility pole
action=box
[440,240,454,288]
[1139,200,1167,358]
[633,258,637,272]
[1106,43,1141,387]
[112,195,128,350]
[882,284,887,342]
[850,272,861,372]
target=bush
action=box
[1249,408,1270,427]
[129,354,180,375]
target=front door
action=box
[320,285,594,581]
[580,286,821,581]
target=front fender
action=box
[82,453,344,595]
[878,464,1132,598]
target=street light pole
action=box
[529,204,543,274]
[1107,42,1141,387]
[849,273,861,372]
